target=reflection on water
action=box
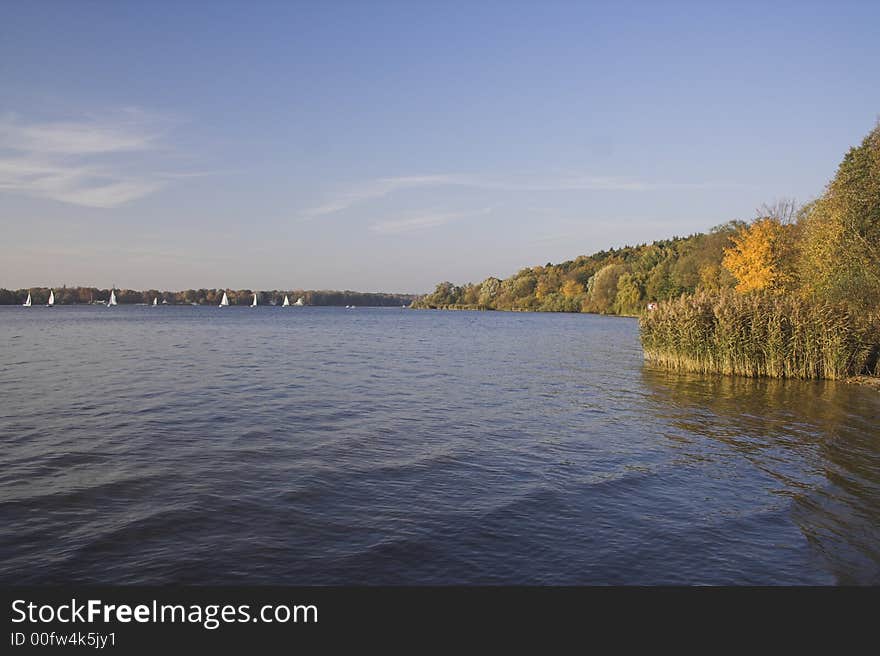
[641,369,880,584]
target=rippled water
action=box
[1,305,878,584]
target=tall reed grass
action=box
[639,290,880,380]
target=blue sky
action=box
[1,1,878,292]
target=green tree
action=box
[798,123,880,309]
[614,272,642,315]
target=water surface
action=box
[1,306,878,584]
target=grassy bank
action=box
[640,291,880,380]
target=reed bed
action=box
[639,290,880,380]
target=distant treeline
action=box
[416,120,880,380]
[0,288,418,307]
[414,223,742,314]
[417,121,880,319]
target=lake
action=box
[1,305,878,584]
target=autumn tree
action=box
[561,279,584,299]
[587,263,626,313]
[534,268,561,300]
[722,217,796,293]
[478,277,501,306]
[426,281,461,306]
[461,283,480,305]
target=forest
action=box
[414,223,742,314]
[416,122,880,319]
[416,121,880,379]
[0,287,417,307]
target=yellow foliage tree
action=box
[722,218,793,293]
[534,270,560,300]
[561,279,584,299]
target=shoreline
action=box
[412,304,640,318]
[847,376,880,390]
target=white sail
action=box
[294,297,304,306]
[23,293,32,307]
[219,291,229,307]
[48,290,55,306]
[282,295,290,307]
[153,297,158,306]
[108,290,117,306]
[251,293,258,307]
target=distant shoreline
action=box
[412,304,640,318]
[0,287,421,307]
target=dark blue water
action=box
[1,305,878,584]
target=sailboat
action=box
[219,291,229,307]
[282,295,290,307]
[251,293,258,307]
[47,290,55,307]
[294,297,304,306]
[107,290,117,307]
[23,293,32,307]
[153,297,158,306]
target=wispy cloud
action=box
[437,173,743,193]
[300,175,457,221]
[0,115,158,155]
[370,206,494,235]
[483,175,746,193]
[0,110,185,208]
[300,173,746,222]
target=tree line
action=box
[416,121,880,320]
[414,223,744,314]
[0,287,418,307]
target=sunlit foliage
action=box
[721,218,796,292]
